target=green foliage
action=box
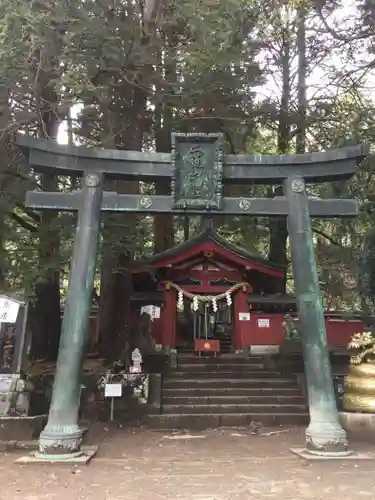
[0,0,374,314]
[359,227,375,316]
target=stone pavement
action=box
[2,424,375,499]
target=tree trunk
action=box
[296,3,307,155]
[268,13,291,276]
[0,81,10,288]
[97,84,145,362]
[183,216,190,241]
[153,31,175,253]
[33,43,62,360]
[154,123,174,253]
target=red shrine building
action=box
[132,227,364,353]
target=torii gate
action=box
[17,132,368,460]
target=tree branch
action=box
[10,211,38,232]
[15,203,41,223]
[312,227,344,247]
[315,6,372,43]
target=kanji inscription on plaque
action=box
[171,133,223,210]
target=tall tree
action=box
[268,5,292,271]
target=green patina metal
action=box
[16,134,367,182]
[25,191,358,217]
[17,133,369,457]
[284,176,347,453]
[38,172,103,457]
[171,133,223,209]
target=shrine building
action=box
[132,225,364,354]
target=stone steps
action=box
[169,370,283,379]
[177,363,265,371]
[162,395,306,405]
[163,387,302,398]
[162,403,308,414]
[145,354,309,429]
[177,355,264,365]
[164,378,297,389]
[144,412,309,430]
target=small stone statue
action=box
[282,314,300,340]
[131,348,143,373]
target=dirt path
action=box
[2,425,375,499]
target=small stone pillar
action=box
[38,172,103,458]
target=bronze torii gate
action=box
[17,133,368,460]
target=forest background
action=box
[0,0,374,360]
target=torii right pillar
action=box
[284,175,348,455]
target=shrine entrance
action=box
[18,131,368,457]
[177,295,234,353]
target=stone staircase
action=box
[146,354,309,429]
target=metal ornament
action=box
[140,196,152,209]
[85,174,100,187]
[291,178,305,193]
[343,332,375,412]
[238,198,251,211]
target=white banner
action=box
[0,298,20,324]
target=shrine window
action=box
[173,278,201,286]
[209,278,237,287]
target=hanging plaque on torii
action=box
[171,133,223,210]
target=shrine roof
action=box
[134,227,285,277]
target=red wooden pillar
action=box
[234,285,249,350]
[162,284,176,348]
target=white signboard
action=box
[238,312,251,321]
[0,298,20,324]
[151,305,160,320]
[104,383,123,398]
[0,375,13,393]
[141,305,160,321]
[257,318,270,328]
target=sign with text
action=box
[141,304,160,321]
[104,383,122,398]
[0,374,13,393]
[239,312,250,321]
[257,318,270,328]
[0,298,20,324]
[172,133,223,210]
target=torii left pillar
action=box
[38,172,103,459]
